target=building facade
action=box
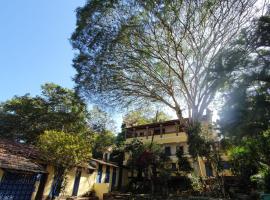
[0,139,119,200]
[122,117,231,185]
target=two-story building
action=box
[122,113,231,186]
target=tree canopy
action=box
[0,83,89,143]
[123,108,171,127]
[87,105,116,133]
[218,11,270,192]
[218,11,270,139]
[71,0,263,121]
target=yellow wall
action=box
[93,165,119,199]
[61,167,76,196]
[31,175,42,200]
[126,132,188,144]
[43,165,55,198]
[77,168,96,196]
[0,164,118,200]
[197,157,233,178]
[43,166,97,198]
[94,183,110,200]
[41,164,118,199]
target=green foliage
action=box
[86,106,117,158]
[125,138,170,173]
[125,139,147,169]
[38,130,92,168]
[125,139,172,194]
[229,142,259,183]
[176,148,192,174]
[187,122,211,158]
[229,129,270,191]
[92,130,115,158]
[123,110,151,127]
[0,83,89,143]
[216,12,270,192]
[88,105,116,133]
[123,108,171,127]
[251,163,270,193]
[218,13,270,139]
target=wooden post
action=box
[146,126,149,139]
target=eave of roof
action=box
[90,158,118,168]
[126,119,183,130]
[126,116,209,130]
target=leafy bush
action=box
[38,130,92,168]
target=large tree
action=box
[71,0,264,122]
[218,10,270,139]
[0,83,89,143]
[217,11,270,193]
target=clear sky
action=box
[0,0,86,102]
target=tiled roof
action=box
[0,139,46,173]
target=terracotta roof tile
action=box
[0,139,46,173]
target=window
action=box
[154,128,160,135]
[154,127,165,135]
[164,146,171,156]
[171,163,177,171]
[221,161,231,170]
[96,164,103,183]
[176,145,184,154]
[105,166,110,183]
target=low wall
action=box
[94,183,110,200]
[103,193,228,200]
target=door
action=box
[0,171,37,200]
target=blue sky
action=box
[0,0,86,102]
